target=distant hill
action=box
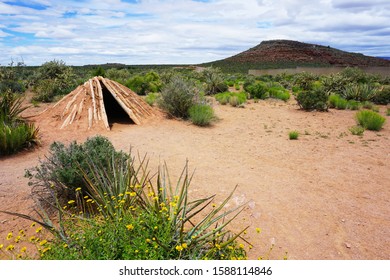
[202,40,390,72]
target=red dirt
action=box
[1,98,389,260]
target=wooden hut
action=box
[37,76,155,130]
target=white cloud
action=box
[0,0,389,65]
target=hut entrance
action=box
[101,83,134,126]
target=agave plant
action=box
[341,83,378,102]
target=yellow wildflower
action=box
[175,245,183,251]
[6,232,13,240]
[147,191,155,197]
[239,243,245,249]
[0,244,3,249]
[20,247,27,253]
[126,224,134,231]
[75,187,82,192]
[30,222,36,227]
[182,243,188,249]
[39,240,47,246]
[68,200,75,205]
[256,227,261,234]
[42,247,51,253]
[36,227,42,233]
[6,244,15,251]
[86,199,93,203]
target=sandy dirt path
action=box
[1,99,389,259]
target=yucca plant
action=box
[342,83,377,102]
[0,90,29,123]
[12,146,250,260]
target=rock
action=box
[345,242,351,249]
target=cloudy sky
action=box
[0,0,389,66]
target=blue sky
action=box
[0,0,389,66]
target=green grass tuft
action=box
[356,110,386,131]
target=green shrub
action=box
[328,94,340,108]
[202,67,226,95]
[346,100,361,110]
[372,85,390,105]
[158,75,197,118]
[144,92,158,106]
[356,110,386,131]
[0,90,28,123]
[229,96,239,107]
[246,82,267,99]
[296,87,328,111]
[335,97,348,110]
[288,131,299,140]
[293,72,318,91]
[32,60,76,102]
[0,122,39,156]
[349,125,365,136]
[342,83,377,102]
[270,89,290,101]
[215,92,246,107]
[362,101,375,110]
[0,91,39,156]
[12,143,251,260]
[25,135,126,207]
[188,104,215,126]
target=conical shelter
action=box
[36,76,155,130]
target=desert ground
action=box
[1,97,389,260]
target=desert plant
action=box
[188,104,215,126]
[215,92,246,107]
[144,92,158,106]
[346,100,361,110]
[0,90,39,156]
[296,87,328,111]
[335,97,348,110]
[245,82,268,99]
[288,131,299,140]
[202,67,226,95]
[158,75,197,118]
[6,144,251,260]
[349,125,365,136]
[356,110,386,131]
[32,60,76,102]
[229,96,239,107]
[372,85,390,105]
[292,72,318,91]
[0,122,39,156]
[341,83,377,102]
[0,90,28,123]
[270,88,290,101]
[25,135,126,208]
[328,94,340,108]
